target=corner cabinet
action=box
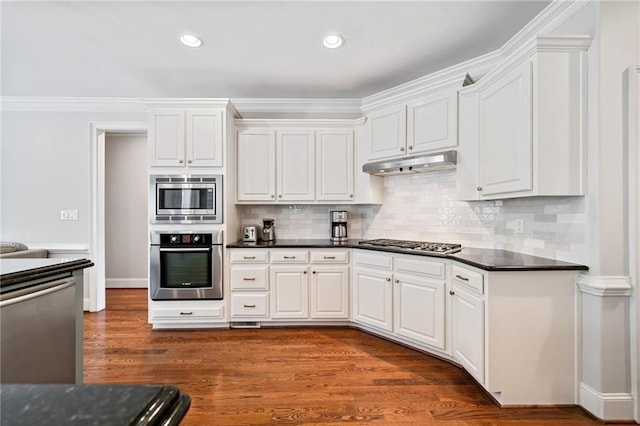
[364,89,458,161]
[236,121,357,204]
[456,35,591,200]
[352,250,447,351]
[148,109,224,168]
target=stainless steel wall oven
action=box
[150,231,223,300]
[150,175,223,224]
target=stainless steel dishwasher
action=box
[0,276,77,383]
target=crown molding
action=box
[0,97,147,112]
[230,98,363,119]
[235,117,366,128]
[577,274,632,297]
[361,0,591,113]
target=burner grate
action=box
[358,238,462,254]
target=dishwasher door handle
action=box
[0,278,75,307]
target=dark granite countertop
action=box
[226,239,588,271]
[0,258,94,288]
[0,384,190,426]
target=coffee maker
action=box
[330,211,348,243]
[261,218,276,242]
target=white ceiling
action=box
[1,1,551,100]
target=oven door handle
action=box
[159,247,212,253]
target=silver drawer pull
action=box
[243,304,256,308]
[455,274,469,282]
[243,277,256,281]
[243,256,256,260]
[284,256,296,259]
[323,256,336,259]
[179,311,193,316]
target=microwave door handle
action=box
[159,247,212,252]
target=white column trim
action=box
[579,382,634,421]
[576,274,632,297]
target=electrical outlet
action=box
[514,218,524,234]
[60,209,79,221]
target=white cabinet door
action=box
[310,265,349,319]
[478,60,533,196]
[277,130,315,201]
[270,265,309,319]
[186,110,223,167]
[352,266,393,331]
[407,91,458,154]
[368,106,407,160]
[237,129,276,201]
[456,90,481,201]
[316,130,354,201]
[452,285,485,384]
[393,273,446,349]
[149,110,185,167]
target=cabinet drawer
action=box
[230,249,268,263]
[452,264,484,294]
[151,306,224,320]
[395,256,446,279]
[353,250,393,270]
[230,266,269,290]
[270,250,308,263]
[310,250,349,263]
[230,293,269,317]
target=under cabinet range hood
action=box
[362,150,457,176]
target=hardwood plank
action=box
[83,289,614,425]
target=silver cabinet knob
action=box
[278,194,282,198]
[178,159,184,164]
[395,279,399,284]
[386,277,391,282]
[408,145,413,150]
[449,290,455,296]
[187,159,192,164]
[270,194,275,199]
[349,194,354,198]
[400,147,405,152]
[476,186,483,191]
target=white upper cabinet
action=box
[149,109,223,168]
[457,35,591,200]
[365,89,458,161]
[478,60,533,196]
[368,106,407,159]
[236,121,360,204]
[277,130,315,201]
[407,91,458,154]
[237,129,276,202]
[316,130,354,201]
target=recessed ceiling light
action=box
[179,33,203,48]
[323,34,344,49]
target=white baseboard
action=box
[579,382,634,421]
[106,278,148,289]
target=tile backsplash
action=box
[237,169,586,264]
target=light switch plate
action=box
[60,209,79,221]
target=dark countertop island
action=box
[0,384,190,426]
[226,239,588,271]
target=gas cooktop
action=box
[358,238,462,256]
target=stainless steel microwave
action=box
[150,175,223,224]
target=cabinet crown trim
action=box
[235,118,366,128]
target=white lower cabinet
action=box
[270,265,309,319]
[352,250,447,350]
[149,300,226,328]
[310,265,349,319]
[451,268,485,383]
[353,264,393,331]
[230,248,349,322]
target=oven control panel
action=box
[160,233,212,245]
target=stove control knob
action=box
[170,235,179,243]
[192,235,201,243]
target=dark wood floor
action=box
[84,289,610,425]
